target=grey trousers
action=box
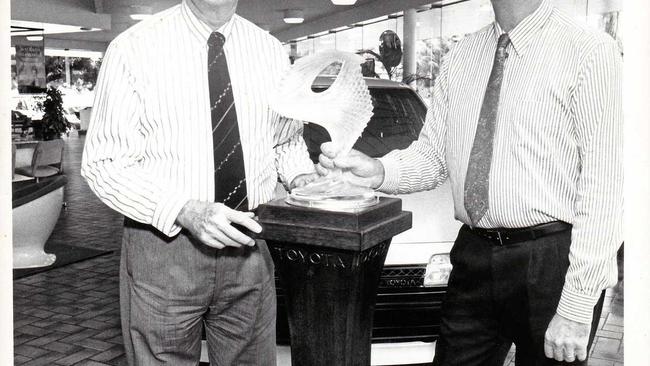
[119,219,277,366]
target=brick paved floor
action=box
[13,134,625,365]
[13,133,125,366]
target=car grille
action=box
[379,266,426,288]
[276,265,447,344]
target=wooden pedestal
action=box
[256,197,412,366]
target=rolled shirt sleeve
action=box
[378,54,451,194]
[81,42,189,237]
[273,115,316,187]
[556,41,623,324]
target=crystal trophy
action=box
[269,50,377,211]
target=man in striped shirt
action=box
[81,0,317,364]
[320,0,622,365]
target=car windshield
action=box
[304,87,426,161]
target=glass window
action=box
[296,38,314,58]
[335,27,363,53]
[289,0,624,101]
[314,33,336,51]
[361,18,397,52]
[585,0,623,53]
[441,0,494,38]
[284,43,292,58]
[394,16,405,43]
[416,8,442,41]
[551,0,588,19]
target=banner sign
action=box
[15,44,46,90]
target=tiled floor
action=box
[13,134,624,365]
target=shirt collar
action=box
[181,0,236,45]
[492,0,553,56]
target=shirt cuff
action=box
[556,285,602,324]
[152,193,190,237]
[377,155,400,194]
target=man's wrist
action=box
[376,156,399,193]
[175,199,200,229]
[371,158,385,189]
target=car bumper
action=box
[200,341,436,366]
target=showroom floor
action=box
[12,135,624,366]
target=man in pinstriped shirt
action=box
[320,0,622,365]
[82,0,317,364]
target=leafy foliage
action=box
[45,56,103,87]
[34,87,68,140]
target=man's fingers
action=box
[575,345,588,361]
[198,233,225,249]
[332,155,356,169]
[334,150,373,172]
[553,343,565,361]
[291,172,320,189]
[220,222,255,246]
[545,337,584,362]
[544,336,555,359]
[315,163,329,176]
[319,153,336,169]
[320,142,339,158]
[227,210,263,233]
[564,347,576,363]
[212,231,242,248]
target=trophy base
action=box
[286,192,379,212]
[286,175,379,212]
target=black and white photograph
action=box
[1,0,648,365]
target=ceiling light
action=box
[283,9,304,24]
[26,35,43,42]
[129,5,152,21]
[331,0,357,4]
[130,13,151,20]
[12,20,102,36]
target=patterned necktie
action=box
[207,32,248,210]
[464,33,511,226]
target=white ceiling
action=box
[11,0,439,51]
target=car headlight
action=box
[423,253,452,287]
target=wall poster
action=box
[15,44,47,93]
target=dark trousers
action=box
[433,225,604,366]
[119,220,277,366]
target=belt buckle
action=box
[496,231,504,246]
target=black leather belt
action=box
[466,221,572,246]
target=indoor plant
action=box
[33,87,68,140]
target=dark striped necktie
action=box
[207,31,247,210]
[464,33,511,226]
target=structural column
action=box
[402,8,417,88]
[64,56,71,86]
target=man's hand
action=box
[290,172,320,190]
[317,142,385,189]
[544,313,591,362]
[176,200,262,249]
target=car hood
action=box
[383,180,461,265]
